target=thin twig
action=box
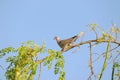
[93,29,98,39]
[0,65,4,70]
[88,43,96,80]
[93,45,120,63]
[99,42,110,80]
[38,64,42,80]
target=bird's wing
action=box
[61,32,84,43]
[58,36,78,48]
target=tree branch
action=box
[76,39,120,46]
[61,39,120,52]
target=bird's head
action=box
[54,36,60,41]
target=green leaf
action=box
[54,67,59,75]
[48,62,52,70]
[0,47,16,58]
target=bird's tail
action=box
[72,32,85,42]
[77,32,84,38]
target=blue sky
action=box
[0,0,120,80]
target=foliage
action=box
[5,41,45,80]
[43,49,65,80]
[0,41,65,80]
[0,47,16,58]
[112,62,120,80]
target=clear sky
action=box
[0,0,120,80]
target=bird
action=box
[54,32,84,52]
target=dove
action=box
[54,32,84,52]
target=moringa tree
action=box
[0,24,120,80]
